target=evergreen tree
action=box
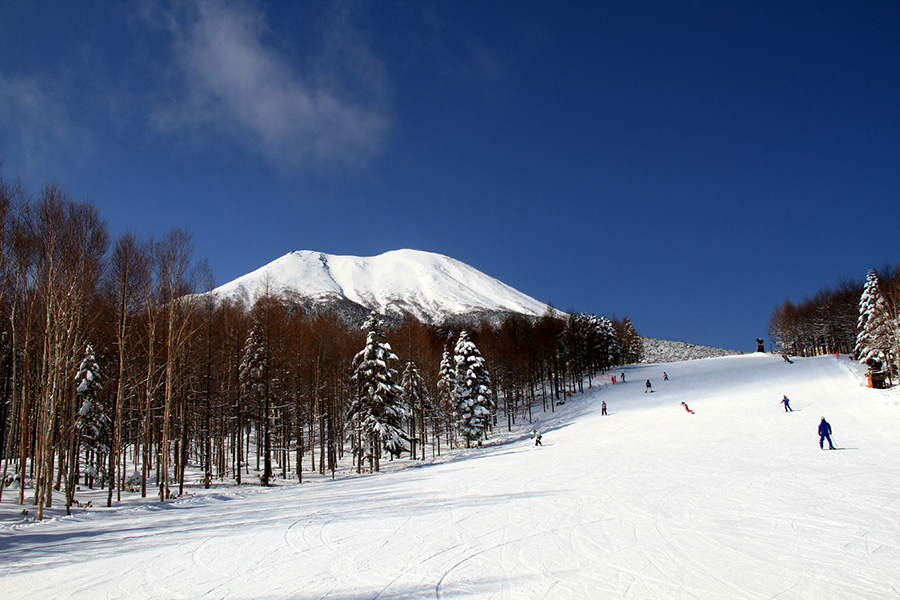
[437,346,457,448]
[438,347,456,405]
[856,269,892,365]
[239,320,270,484]
[75,344,107,485]
[401,360,433,460]
[349,313,408,472]
[594,315,621,368]
[454,331,494,447]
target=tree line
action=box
[768,261,900,380]
[0,174,634,519]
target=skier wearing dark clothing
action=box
[818,417,834,450]
[781,395,793,412]
[645,379,652,393]
[601,401,607,415]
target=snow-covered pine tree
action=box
[453,331,494,447]
[239,321,268,484]
[856,269,878,360]
[349,313,408,472]
[401,360,433,460]
[580,313,616,380]
[856,269,892,366]
[584,313,601,377]
[436,347,457,450]
[75,344,107,489]
[594,314,621,369]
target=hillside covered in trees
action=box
[0,175,640,520]
[639,337,741,363]
[768,262,900,384]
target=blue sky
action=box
[1,1,898,351]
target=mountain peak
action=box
[212,249,557,323]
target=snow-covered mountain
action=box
[211,249,558,323]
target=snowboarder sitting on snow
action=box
[681,401,694,414]
[780,395,793,412]
[645,379,652,393]
[531,429,542,446]
[818,417,835,450]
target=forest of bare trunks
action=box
[0,174,638,520]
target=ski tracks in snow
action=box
[5,355,900,599]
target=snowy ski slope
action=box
[1,353,899,599]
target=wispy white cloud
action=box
[152,0,391,171]
[0,73,93,182]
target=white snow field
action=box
[2,353,900,599]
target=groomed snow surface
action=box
[2,353,900,599]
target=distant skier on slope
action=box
[780,395,793,412]
[645,379,653,393]
[818,417,835,450]
[681,401,694,414]
[531,429,542,447]
[663,372,668,381]
[601,400,607,415]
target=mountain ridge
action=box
[211,249,559,324]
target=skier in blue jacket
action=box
[780,395,793,412]
[818,417,835,450]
